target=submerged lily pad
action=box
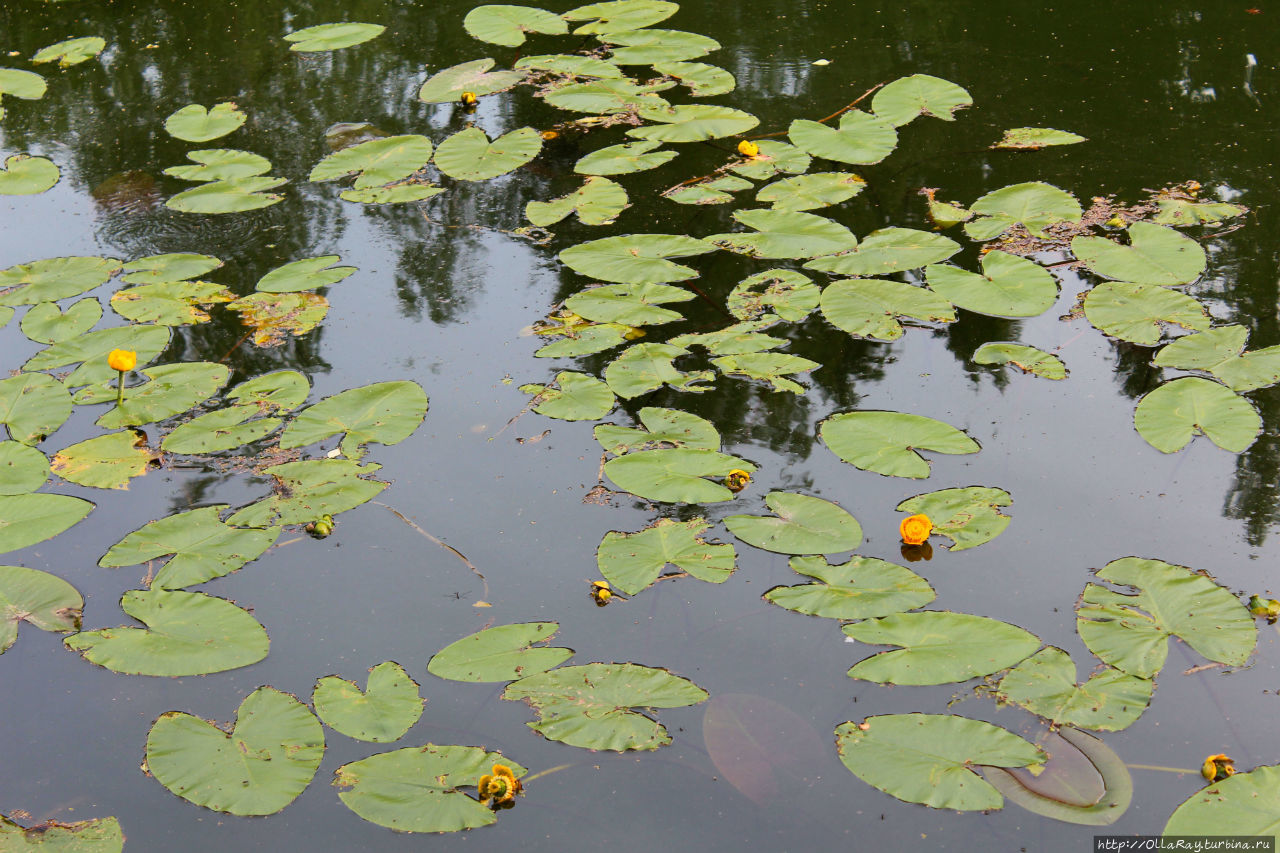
[0,493,93,554]
[502,662,708,751]
[0,255,120,306]
[310,135,433,189]
[527,176,629,226]
[755,172,865,212]
[820,410,979,478]
[604,342,713,398]
[227,291,328,346]
[66,589,269,676]
[844,611,1039,685]
[871,74,972,126]
[964,181,1083,241]
[764,555,934,620]
[520,371,616,421]
[597,518,735,594]
[895,486,1012,551]
[167,176,286,213]
[24,324,171,387]
[32,36,107,68]
[820,278,956,341]
[434,126,541,181]
[973,342,1068,380]
[1076,557,1257,679]
[594,407,719,455]
[603,448,754,503]
[709,209,856,260]
[725,491,861,555]
[835,714,1043,811]
[429,622,574,683]
[0,154,59,195]
[925,250,1058,318]
[982,727,1132,826]
[146,687,323,815]
[99,505,279,590]
[418,58,524,103]
[464,4,567,45]
[0,816,123,851]
[164,103,246,142]
[51,431,155,490]
[997,647,1153,731]
[0,564,82,653]
[1164,763,1280,836]
[314,661,423,742]
[227,460,386,527]
[1083,281,1209,345]
[334,744,524,833]
[806,227,960,277]
[0,373,72,445]
[21,298,102,343]
[788,110,898,165]
[280,380,429,460]
[284,22,385,52]
[1072,222,1207,286]
[575,139,677,176]
[727,269,820,322]
[1133,376,1260,453]
[993,127,1086,149]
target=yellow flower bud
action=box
[1201,754,1235,783]
[108,349,137,372]
[737,139,760,158]
[725,469,751,493]
[899,514,932,546]
[540,130,559,140]
[460,91,477,106]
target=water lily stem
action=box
[1126,763,1198,774]
[115,368,125,407]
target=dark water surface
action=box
[1,1,1277,850]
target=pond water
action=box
[1,0,1278,850]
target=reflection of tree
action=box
[943,313,1021,391]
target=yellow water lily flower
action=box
[899,514,932,546]
[108,349,137,372]
[460,91,478,107]
[478,763,522,805]
[590,580,612,606]
[737,139,760,158]
[1201,754,1235,783]
[725,469,751,492]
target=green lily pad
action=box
[0,441,49,494]
[284,22,385,52]
[896,486,1012,551]
[844,611,1039,685]
[0,564,82,653]
[725,491,861,555]
[0,256,120,306]
[527,176,629,226]
[575,139,677,175]
[146,687,323,815]
[520,371,616,420]
[597,518,735,594]
[502,662,708,751]
[0,154,59,195]
[21,298,102,343]
[604,342,714,398]
[594,407,719,456]
[163,103,246,142]
[167,176,286,213]
[534,323,629,358]
[280,380,429,459]
[51,431,155,490]
[564,0,679,34]
[428,622,573,682]
[24,324,171,387]
[604,29,720,65]
[1072,222,1207,286]
[996,647,1153,731]
[1134,376,1260,453]
[1076,557,1257,679]
[981,727,1132,826]
[603,448,754,503]
[756,171,865,211]
[836,714,1043,811]
[669,319,784,356]
[463,5,567,45]
[820,410,979,478]
[820,278,956,341]
[788,110,898,165]
[1154,326,1280,392]
[111,280,233,325]
[162,371,307,454]
[973,342,1068,380]
[515,53,625,78]
[712,352,817,394]
[79,362,230,429]
[1083,281,1210,345]
[314,661,423,742]
[0,493,93,553]
[0,68,46,121]
[434,126,541,182]
[227,459,387,528]
[334,744,524,832]
[163,149,272,182]
[0,816,122,851]
[227,291,328,346]
[871,74,972,126]
[727,269,820,321]
[764,554,934,620]
[0,373,72,445]
[628,104,758,143]
[925,250,1058,318]
[32,36,107,68]
[309,135,433,189]
[560,234,715,285]
[709,209,856,260]
[543,77,671,114]
[728,139,812,181]
[566,281,694,326]
[227,370,311,411]
[1151,198,1246,227]
[964,181,1083,241]
[121,252,222,284]
[340,182,444,204]
[418,58,524,103]
[67,589,269,676]
[1164,764,1280,836]
[99,505,280,590]
[993,127,1086,149]
[807,227,961,276]
[663,174,752,205]
[653,60,734,96]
